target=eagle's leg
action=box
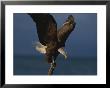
[48,57,56,75]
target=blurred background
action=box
[14,13,97,75]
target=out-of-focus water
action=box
[14,55,97,75]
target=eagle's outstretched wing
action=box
[28,13,58,63]
[28,13,57,46]
[57,15,76,47]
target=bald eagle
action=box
[28,13,76,75]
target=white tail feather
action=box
[58,47,67,59]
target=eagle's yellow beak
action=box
[35,42,47,54]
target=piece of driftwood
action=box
[48,62,56,75]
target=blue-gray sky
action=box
[14,13,97,58]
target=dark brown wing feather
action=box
[28,13,57,46]
[28,13,58,63]
[58,15,76,47]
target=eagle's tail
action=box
[58,47,67,59]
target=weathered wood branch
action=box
[48,63,56,75]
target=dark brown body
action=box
[28,13,76,64]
